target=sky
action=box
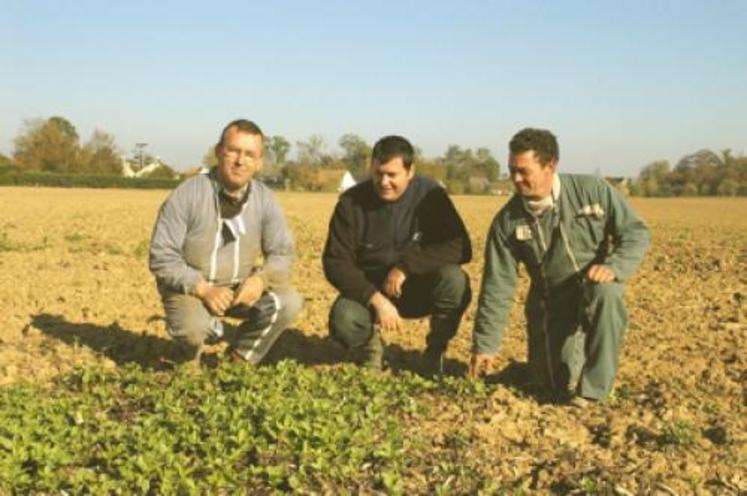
[2,0,746,176]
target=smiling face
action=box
[214,127,264,193]
[371,156,414,202]
[508,150,557,200]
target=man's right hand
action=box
[468,353,496,378]
[368,291,402,332]
[194,281,234,316]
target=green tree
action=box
[296,135,332,168]
[636,160,671,196]
[673,149,722,195]
[13,116,81,172]
[0,153,15,172]
[474,147,500,182]
[716,149,747,196]
[81,129,122,175]
[266,135,291,167]
[339,133,371,180]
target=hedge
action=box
[0,172,181,190]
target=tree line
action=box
[201,133,503,194]
[1,116,177,179]
[629,149,747,197]
[3,116,745,196]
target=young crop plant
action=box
[0,361,494,493]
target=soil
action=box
[0,187,744,493]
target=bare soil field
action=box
[0,187,745,493]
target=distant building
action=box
[338,170,357,192]
[120,156,178,179]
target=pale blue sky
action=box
[2,0,746,176]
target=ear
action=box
[214,143,222,160]
[408,164,416,179]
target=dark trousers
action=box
[329,265,471,352]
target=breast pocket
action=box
[573,204,607,248]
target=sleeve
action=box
[472,218,519,354]
[398,187,472,275]
[322,198,378,305]
[148,189,204,294]
[257,191,295,287]
[601,182,651,282]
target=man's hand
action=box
[383,267,407,299]
[194,281,234,316]
[232,275,264,307]
[468,353,495,378]
[369,291,402,332]
[586,264,615,283]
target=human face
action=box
[214,127,264,193]
[508,150,556,200]
[371,157,414,202]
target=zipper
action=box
[531,212,556,392]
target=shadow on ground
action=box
[486,359,560,404]
[32,313,347,371]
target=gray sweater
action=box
[149,170,295,294]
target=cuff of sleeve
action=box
[393,263,409,276]
[360,286,377,307]
[184,271,205,296]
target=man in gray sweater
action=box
[149,119,303,365]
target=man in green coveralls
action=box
[469,128,650,405]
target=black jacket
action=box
[322,176,472,305]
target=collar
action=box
[221,182,249,200]
[522,173,561,217]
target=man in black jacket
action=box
[322,135,472,373]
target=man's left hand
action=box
[232,275,264,307]
[383,267,407,298]
[586,264,615,283]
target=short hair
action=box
[371,135,415,169]
[509,128,559,166]
[217,119,264,147]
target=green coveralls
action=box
[472,174,650,399]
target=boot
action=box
[423,314,460,377]
[422,347,444,378]
[357,328,384,371]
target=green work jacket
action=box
[472,173,650,354]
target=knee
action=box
[275,287,304,322]
[162,293,211,347]
[432,265,471,309]
[582,282,628,329]
[328,298,372,348]
[168,321,209,348]
[584,282,625,306]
